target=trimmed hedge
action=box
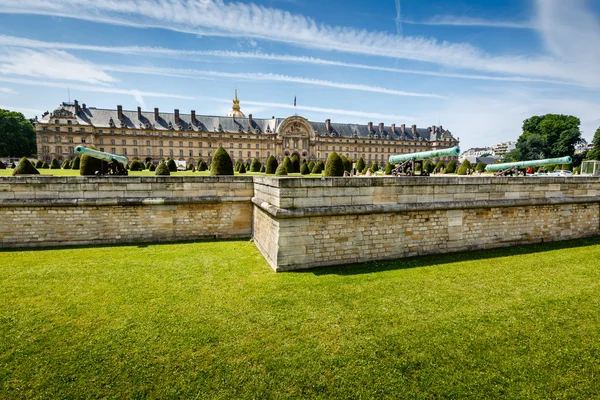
[384,162,393,175]
[324,152,345,177]
[282,156,292,174]
[210,146,234,176]
[423,160,435,173]
[35,160,43,168]
[300,162,309,175]
[370,162,379,173]
[167,159,177,172]
[275,164,288,176]
[291,155,300,173]
[155,161,170,175]
[266,155,278,174]
[50,158,60,169]
[456,159,471,175]
[12,157,39,175]
[308,161,315,172]
[311,160,324,174]
[129,160,143,171]
[198,160,208,171]
[41,162,49,169]
[260,165,266,173]
[61,159,70,169]
[71,156,81,170]
[475,162,486,172]
[250,158,261,172]
[238,162,246,173]
[435,160,445,173]
[80,146,109,176]
[149,163,156,171]
[0,161,5,170]
[445,160,456,174]
[355,158,365,173]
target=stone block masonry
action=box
[2,175,600,271]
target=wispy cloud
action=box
[0,87,16,94]
[101,64,446,98]
[0,104,43,115]
[0,35,581,87]
[1,0,598,86]
[403,16,534,30]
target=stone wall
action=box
[252,177,600,271]
[0,176,253,248]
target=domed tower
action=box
[227,89,246,118]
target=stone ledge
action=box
[0,196,252,208]
[252,196,600,219]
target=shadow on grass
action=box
[297,236,600,276]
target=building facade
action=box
[35,93,459,166]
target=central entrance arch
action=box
[277,116,314,161]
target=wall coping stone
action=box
[0,196,251,208]
[0,176,255,184]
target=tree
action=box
[324,152,344,176]
[155,161,170,176]
[167,158,177,172]
[197,160,208,171]
[210,146,234,176]
[41,162,49,169]
[355,157,365,173]
[61,159,69,169]
[587,127,600,161]
[475,162,486,172]
[238,162,246,173]
[300,161,309,175]
[282,156,292,174]
[149,163,156,172]
[456,159,471,175]
[266,155,278,174]
[35,160,43,168]
[12,157,39,175]
[423,160,435,173]
[71,156,81,170]
[434,160,445,173]
[250,158,261,172]
[370,162,379,173]
[291,155,300,173]
[0,161,5,169]
[308,161,315,172]
[0,109,36,157]
[129,160,142,171]
[517,114,583,160]
[275,164,287,176]
[259,165,266,173]
[311,160,324,174]
[445,160,457,174]
[384,162,393,175]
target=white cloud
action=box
[0,49,116,85]
[404,16,533,30]
[2,0,599,86]
[101,64,446,98]
[0,87,16,94]
[0,104,42,115]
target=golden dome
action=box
[227,89,246,118]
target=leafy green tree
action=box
[300,161,309,175]
[12,157,39,175]
[266,155,278,174]
[250,158,261,172]
[503,148,521,162]
[0,109,36,157]
[587,127,600,161]
[324,152,344,176]
[167,159,177,172]
[355,157,365,173]
[517,114,583,160]
[210,146,234,176]
[445,160,457,174]
[155,161,170,175]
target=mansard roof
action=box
[39,101,456,142]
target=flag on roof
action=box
[294,96,296,107]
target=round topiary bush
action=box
[266,155,278,174]
[324,152,344,177]
[61,159,70,169]
[300,162,309,175]
[80,146,109,176]
[35,160,43,168]
[41,162,49,169]
[146,161,153,170]
[129,159,142,171]
[291,155,300,173]
[355,157,365,173]
[0,161,5,170]
[210,146,234,176]
[308,161,315,172]
[198,160,208,171]
[445,160,457,174]
[149,163,156,171]
[71,156,81,170]
[12,157,39,175]
[342,155,352,173]
[260,165,266,173]
[275,164,288,176]
[50,158,60,169]
[250,158,261,172]
[238,162,246,174]
[155,161,170,175]
[167,159,177,172]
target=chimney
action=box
[432,125,436,136]
[137,106,142,120]
[154,107,159,121]
[74,100,79,115]
[378,122,384,133]
[391,123,396,134]
[191,110,196,124]
[401,124,405,135]
[325,119,331,133]
[117,105,123,120]
[82,103,87,112]
[368,122,373,132]
[248,113,253,127]
[174,109,180,124]
[440,125,444,133]
[412,124,417,135]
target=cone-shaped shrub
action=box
[198,160,208,171]
[342,155,352,173]
[574,166,580,174]
[238,162,246,174]
[324,152,344,177]
[61,159,70,169]
[423,160,435,173]
[282,156,292,173]
[41,162,49,169]
[250,158,261,172]
[312,160,324,174]
[275,164,288,176]
[371,162,379,173]
[308,161,315,172]
[166,158,177,172]
[129,159,142,171]
[562,163,572,171]
[210,146,234,176]
[12,157,39,175]
[155,161,170,175]
[475,162,486,172]
[260,165,266,173]
[445,159,457,174]
[300,162,309,175]
[186,163,193,171]
[457,159,471,175]
[355,157,365,173]
[80,146,109,176]
[35,160,43,168]
[149,163,156,171]
[554,164,561,171]
[70,156,81,170]
[196,159,204,169]
[139,161,145,170]
[384,162,393,175]
[435,160,445,173]
[266,155,278,174]
[291,155,300,173]
[0,161,5,169]
[234,160,241,172]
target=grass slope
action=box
[1,238,599,398]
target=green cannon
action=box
[485,156,572,176]
[74,145,129,176]
[388,146,461,176]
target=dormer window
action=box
[168,121,173,130]
[67,120,72,125]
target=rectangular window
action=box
[146,149,150,156]
[100,148,104,152]
[111,147,116,154]
[189,142,193,148]
[247,151,251,158]
[99,139,104,145]
[81,138,86,143]
[146,140,150,146]
[179,141,183,147]
[160,149,164,156]
[169,149,174,157]
[55,127,60,132]
[68,127,73,133]
[179,150,183,157]
[199,150,202,156]
[189,150,193,157]
[230,143,234,148]
[133,140,137,146]
[238,151,242,158]
[255,144,259,149]
[122,140,126,145]
[134,149,138,156]
[122,148,127,156]
[198,142,203,148]
[256,151,259,158]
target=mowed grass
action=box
[1,239,600,399]
[0,168,317,177]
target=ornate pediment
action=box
[278,117,313,138]
[52,108,74,118]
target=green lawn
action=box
[0,169,307,177]
[1,238,600,399]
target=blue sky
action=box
[0,0,599,150]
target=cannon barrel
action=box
[388,146,460,164]
[74,146,128,165]
[485,156,572,172]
